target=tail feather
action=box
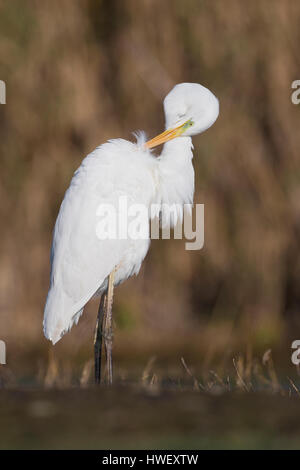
[43,285,84,344]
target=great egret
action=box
[43,83,219,384]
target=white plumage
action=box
[43,83,219,344]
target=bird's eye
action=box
[183,119,194,130]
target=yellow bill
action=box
[145,119,193,149]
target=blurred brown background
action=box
[1,0,300,384]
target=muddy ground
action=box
[1,387,300,449]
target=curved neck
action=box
[160,136,193,164]
[155,137,195,225]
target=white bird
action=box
[43,82,219,384]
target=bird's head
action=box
[145,83,219,149]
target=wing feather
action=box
[43,139,154,343]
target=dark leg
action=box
[94,293,107,385]
[103,269,116,385]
